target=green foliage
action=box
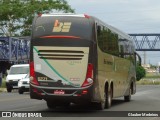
[1,78,6,88]
[136,66,146,81]
[150,64,157,69]
[0,0,74,36]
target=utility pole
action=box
[144,51,146,65]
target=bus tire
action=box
[96,87,112,110]
[124,88,131,102]
[46,100,56,109]
[105,88,112,109]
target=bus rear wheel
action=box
[105,88,112,109]
[96,88,112,110]
[124,88,131,102]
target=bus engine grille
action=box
[38,50,84,60]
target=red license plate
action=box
[54,90,65,95]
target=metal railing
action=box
[0,37,30,62]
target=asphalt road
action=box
[0,85,160,120]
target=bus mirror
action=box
[135,52,141,66]
[97,25,101,35]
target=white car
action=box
[6,64,29,92]
[18,73,30,94]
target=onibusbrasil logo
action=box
[1,112,42,118]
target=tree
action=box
[136,66,146,81]
[0,0,74,36]
[150,64,157,69]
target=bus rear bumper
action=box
[30,84,93,103]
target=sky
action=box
[67,0,160,65]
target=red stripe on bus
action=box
[40,36,81,39]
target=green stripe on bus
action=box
[33,47,75,86]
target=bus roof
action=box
[39,13,90,18]
[35,13,132,42]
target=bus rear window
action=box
[33,16,92,40]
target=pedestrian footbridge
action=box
[0,37,30,62]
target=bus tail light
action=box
[81,63,93,87]
[84,14,90,19]
[30,62,39,86]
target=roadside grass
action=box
[137,72,160,85]
[145,73,160,79]
[136,79,160,85]
[1,77,6,88]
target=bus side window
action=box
[97,25,104,52]
[120,45,124,58]
[97,25,101,35]
[103,29,119,56]
[97,25,119,57]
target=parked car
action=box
[18,73,30,94]
[6,64,29,92]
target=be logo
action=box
[52,20,72,32]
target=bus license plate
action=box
[54,90,65,95]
